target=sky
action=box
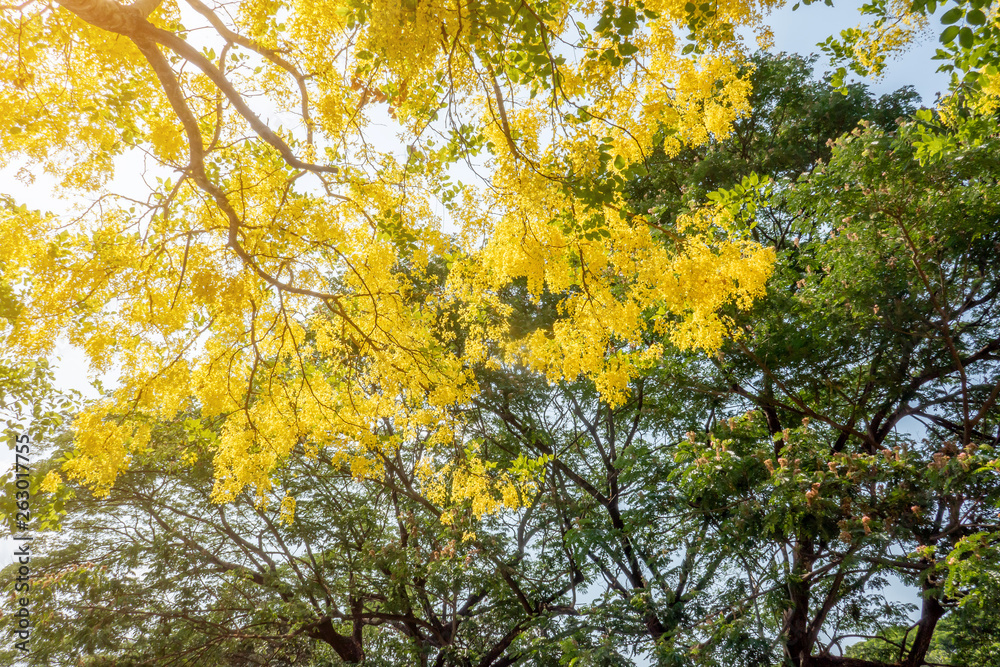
[767,0,950,103]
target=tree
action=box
[2,413,587,666]
[1,0,992,525]
[14,52,998,667]
[626,72,1000,666]
[0,0,777,505]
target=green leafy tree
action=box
[629,65,1000,666]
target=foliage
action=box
[626,51,1000,666]
[9,52,1000,667]
[3,0,1000,661]
[0,0,780,506]
[629,51,919,227]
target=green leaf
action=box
[941,25,960,44]
[940,6,964,24]
[619,41,640,56]
[959,26,974,49]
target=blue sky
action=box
[767,0,951,104]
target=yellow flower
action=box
[279,494,296,525]
[40,470,63,494]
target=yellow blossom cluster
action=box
[451,170,775,406]
[418,448,546,520]
[2,0,784,514]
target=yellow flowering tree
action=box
[0,0,784,502]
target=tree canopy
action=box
[1,0,990,502]
[5,45,1000,666]
[1,0,783,506]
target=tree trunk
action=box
[785,539,816,667]
[310,618,364,663]
[904,590,944,667]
